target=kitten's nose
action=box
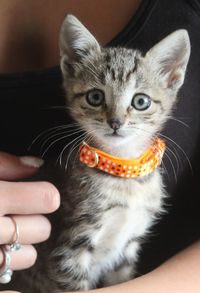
[107,118,122,130]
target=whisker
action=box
[64,136,86,170]
[165,146,180,174]
[64,129,97,170]
[41,130,83,158]
[40,129,83,153]
[28,123,79,151]
[71,130,98,170]
[57,132,86,168]
[70,139,85,170]
[167,117,190,129]
[71,132,94,168]
[128,125,193,175]
[158,133,193,175]
[161,161,170,182]
[164,151,177,183]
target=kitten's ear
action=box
[145,30,190,91]
[59,14,101,61]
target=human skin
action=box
[0,1,199,292]
[0,152,60,272]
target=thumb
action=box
[0,152,44,180]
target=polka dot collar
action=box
[79,138,166,178]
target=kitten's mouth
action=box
[105,131,123,138]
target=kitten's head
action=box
[59,15,190,155]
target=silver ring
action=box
[0,246,13,284]
[9,217,21,252]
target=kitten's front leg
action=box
[102,263,135,287]
[48,246,95,291]
[102,240,139,287]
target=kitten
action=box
[7,15,190,293]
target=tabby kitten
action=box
[10,15,190,293]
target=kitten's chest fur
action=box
[58,163,165,275]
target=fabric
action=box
[0,0,199,274]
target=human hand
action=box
[0,152,60,290]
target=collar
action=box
[79,138,166,178]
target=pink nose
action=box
[107,119,122,130]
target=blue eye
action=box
[86,89,105,107]
[132,93,151,111]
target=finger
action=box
[0,181,60,216]
[0,245,37,270]
[0,215,51,245]
[0,152,44,180]
[1,291,21,293]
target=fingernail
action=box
[19,156,44,168]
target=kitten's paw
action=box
[102,265,134,287]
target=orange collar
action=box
[79,138,166,178]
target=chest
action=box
[92,204,152,251]
[83,169,164,250]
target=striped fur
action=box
[5,15,190,293]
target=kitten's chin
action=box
[94,132,153,158]
[99,133,133,148]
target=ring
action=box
[0,246,13,284]
[8,217,21,252]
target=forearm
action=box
[68,240,200,293]
[127,240,200,293]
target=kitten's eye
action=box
[86,89,105,107]
[131,94,151,111]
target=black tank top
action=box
[0,0,199,273]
